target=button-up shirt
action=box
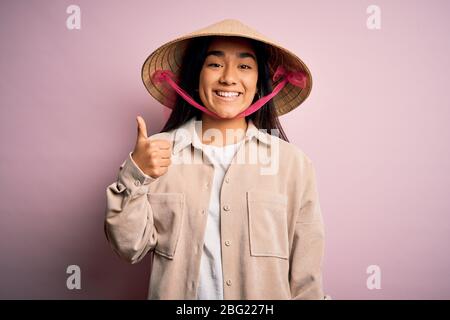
[104,116,327,300]
[196,135,244,300]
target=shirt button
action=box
[226,280,232,286]
[225,240,231,246]
[225,177,230,183]
[201,209,206,215]
[223,205,230,211]
[134,180,141,186]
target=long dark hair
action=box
[159,36,289,142]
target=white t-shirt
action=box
[194,135,244,300]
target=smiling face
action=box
[198,36,259,119]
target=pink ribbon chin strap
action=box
[152,65,307,120]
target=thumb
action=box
[136,116,148,140]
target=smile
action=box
[214,91,242,101]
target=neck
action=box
[200,113,248,147]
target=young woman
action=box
[105,19,328,300]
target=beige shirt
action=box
[196,137,244,300]
[104,117,327,300]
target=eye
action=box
[240,64,252,70]
[207,63,221,68]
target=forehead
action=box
[207,36,255,54]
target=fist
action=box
[131,116,172,179]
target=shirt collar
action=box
[172,117,272,155]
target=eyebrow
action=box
[205,50,257,62]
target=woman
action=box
[105,19,328,300]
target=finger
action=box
[159,149,172,158]
[158,158,171,167]
[149,139,172,150]
[136,116,148,140]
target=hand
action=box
[131,116,172,179]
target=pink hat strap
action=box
[152,69,219,119]
[152,65,307,119]
[237,65,307,118]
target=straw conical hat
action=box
[141,19,313,117]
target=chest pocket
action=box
[147,193,185,259]
[247,190,289,259]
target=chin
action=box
[217,111,240,119]
[210,106,246,119]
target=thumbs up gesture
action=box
[131,116,172,179]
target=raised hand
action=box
[131,116,172,179]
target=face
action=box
[199,37,259,119]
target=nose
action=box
[219,65,237,85]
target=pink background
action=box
[1,0,449,299]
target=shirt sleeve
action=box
[289,158,327,299]
[104,152,158,264]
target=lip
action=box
[213,90,242,102]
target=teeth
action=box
[216,91,240,97]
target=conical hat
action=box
[141,19,313,117]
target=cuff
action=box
[117,152,156,196]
